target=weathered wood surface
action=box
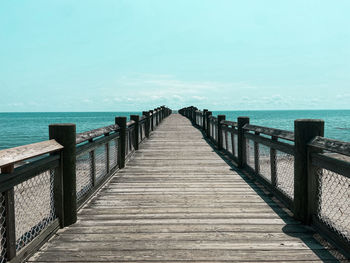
[244,124,295,141]
[76,124,119,144]
[309,136,350,156]
[29,114,346,262]
[0,139,63,168]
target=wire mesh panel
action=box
[276,151,294,199]
[126,128,135,157]
[233,133,238,158]
[14,170,57,251]
[222,130,226,150]
[226,131,233,153]
[258,143,271,182]
[317,168,350,242]
[76,152,94,201]
[108,138,118,171]
[95,145,108,183]
[246,139,255,170]
[0,194,6,263]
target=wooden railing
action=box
[0,105,172,263]
[180,105,350,256]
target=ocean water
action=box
[213,110,350,142]
[0,110,349,150]
[0,112,140,150]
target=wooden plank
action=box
[0,140,63,168]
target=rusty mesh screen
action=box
[246,139,255,170]
[95,145,108,183]
[14,169,57,251]
[108,138,118,171]
[317,168,350,242]
[276,151,294,199]
[257,143,271,182]
[76,152,93,201]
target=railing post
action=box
[203,109,208,130]
[237,117,250,168]
[115,117,127,169]
[130,115,140,150]
[143,111,150,138]
[49,123,77,227]
[149,110,154,131]
[154,108,158,126]
[218,115,226,150]
[206,111,212,136]
[294,119,324,223]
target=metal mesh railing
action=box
[276,151,294,199]
[126,128,135,157]
[0,194,6,263]
[108,138,118,171]
[317,168,350,242]
[14,169,56,251]
[257,143,271,182]
[233,133,238,158]
[95,145,108,183]
[246,139,255,170]
[76,152,94,201]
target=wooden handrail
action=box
[243,124,294,141]
[0,140,63,169]
[309,136,350,157]
[76,124,119,144]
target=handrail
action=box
[309,136,350,157]
[222,120,237,127]
[243,124,294,141]
[76,124,119,144]
[0,140,63,169]
[127,120,136,127]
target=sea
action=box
[0,110,349,150]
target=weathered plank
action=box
[0,139,63,168]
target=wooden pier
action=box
[28,114,347,262]
[1,106,349,263]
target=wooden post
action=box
[217,115,226,150]
[237,117,250,168]
[143,111,150,138]
[206,111,212,136]
[270,136,277,187]
[154,108,159,126]
[1,165,16,260]
[294,119,324,223]
[149,110,154,131]
[254,132,260,174]
[49,123,77,227]
[203,109,208,130]
[130,115,140,150]
[115,117,127,169]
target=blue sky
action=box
[0,0,349,111]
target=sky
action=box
[0,0,349,112]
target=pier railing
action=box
[180,106,350,255]
[0,105,172,263]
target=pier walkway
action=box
[29,114,344,262]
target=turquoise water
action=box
[0,112,140,150]
[0,110,349,150]
[213,110,350,142]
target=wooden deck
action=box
[30,114,344,262]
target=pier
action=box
[0,106,349,262]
